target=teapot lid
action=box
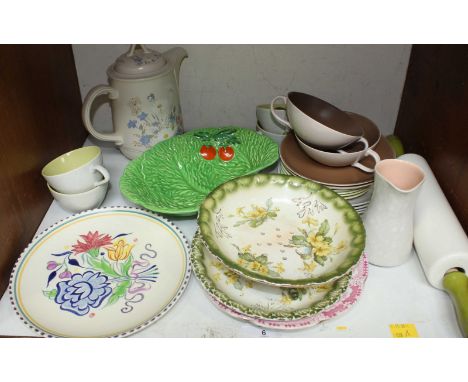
[108,44,169,79]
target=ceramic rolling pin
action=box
[400,153,468,337]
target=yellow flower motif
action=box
[250,261,269,275]
[107,239,134,261]
[237,258,247,267]
[211,260,224,270]
[274,262,285,274]
[236,207,245,215]
[246,206,268,219]
[212,273,221,282]
[302,217,319,226]
[307,233,332,257]
[311,283,332,292]
[242,244,252,253]
[302,261,317,273]
[335,240,346,252]
[163,133,169,139]
[281,294,292,305]
[245,280,254,288]
[225,271,239,285]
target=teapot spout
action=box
[164,47,188,87]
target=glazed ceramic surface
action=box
[256,123,286,145]
[278,162,372,199]
[42,146,110,194]
[210,253,368,330]
[191,231,351,320]
[280,132,395,186]
[256,104,289,134]
[296,134,380,172]
[198,174,365,287]
[82,45,188,159]
[271,92,362,149]
[364,159,425,267]
[47,182,108,213]
[9,207,191,337]
[120,127,279,216]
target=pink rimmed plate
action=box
[209,253,368,330]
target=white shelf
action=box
[0,138,462,337]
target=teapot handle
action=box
[126,44,151,57]
[81,85,124,145]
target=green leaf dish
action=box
[198,173,366,287]
[120,127,279,216]
[191,230,351,321]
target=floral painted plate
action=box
[9,207,191,337]
[198,174,365,287]
[209,253,368,330]
[191,231,350,321]
[120,127,279,216]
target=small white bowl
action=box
[256,103,289,134]
[47,182,109,213]
[256,123,286,145]
[271,92,363,149]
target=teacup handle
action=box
[351,147,381,173]
[82,85,124,145]
[270,96,291,129]
[340,137,369,151]
[92,165,110,187]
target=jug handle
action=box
[82,85,124,145]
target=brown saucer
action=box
[280,131,395,186]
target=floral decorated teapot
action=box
[82,44,188,159]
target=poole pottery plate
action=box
[198,174,365,287]
[120,127,279,216]
[9,207,191,337]
[191,231,350,320]
[209,253,368,330]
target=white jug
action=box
[82,44,188,159]
[363,159,425,266]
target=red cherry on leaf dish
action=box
[219,146,234,161]
[200,145,216,160]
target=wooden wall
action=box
[395,45,468,233]
[0,45,87,295]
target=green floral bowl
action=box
[120,127,279,216]
[198,173,366,287]
[191,230,351,321]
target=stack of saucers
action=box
[278,131,395,215]
[192,173,368,329]
[269,92,395,215]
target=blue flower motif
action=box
[140,135,151,146]
[137,112,148,121]
[127,120,138,129]
[55,271,112,316]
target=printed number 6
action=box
[261,330,266,336]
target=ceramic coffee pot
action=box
[82,44,188,159]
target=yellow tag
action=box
[336,326,348,331]
[389,323,419,338]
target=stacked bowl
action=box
[271,92,395,215]
[191,173,368,329]
[255,103,289,144]
[41,146,111,213]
